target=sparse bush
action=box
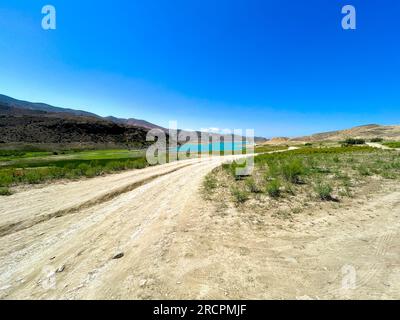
[314,182,333,200]
[284,182,295,195]
[84,167,100,178]
[339,179,352,197]
[77,163,91,174]
[281,158,305,183]
[231,187,249,204]
[381,171,396,179]
[266,179,281,198]
[223,162,246,178]
[24,170,45,184]
[370,138,383,143]
[391,161,400,170]
[0,187,12,196]
[265,160,280,178]
[245,177,261,193]
[272,209,292,220]
[358,166,371,176]
[333,156,340,163]
[203,174,217,192]
[0,171,13,187]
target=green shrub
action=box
[265,160,280,179]
[391,161,400,170]
[266,179,281,198]
[0,187,12,196]
[0,170,13,187]
[104,161,122,172]
[281,158,305,183]
[203,174,217,192]
[77,163,91,174]
[245,177,261,193]
[358,166,371,176]
[314,182,333,200]
[333,156,340,163]
[339,185,352,198]
[131,158,147,169]
[231,187,249,203]
[84,167,100,178]
[381,171,396,179]
[370,138,383,143]
[222,162,243,178]
[23,170,45,184]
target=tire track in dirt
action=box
[0,157,226,299]
[0,162,193,238]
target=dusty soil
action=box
[0,153,399,299]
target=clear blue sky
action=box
[0,0,399,137]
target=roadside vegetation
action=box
[203,145,400,221]
[2,143,286,196]
[383,141,400,149]
[0,148,149,195]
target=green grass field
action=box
[0,146,235,194]
[0,149,149,195]
[0,150,54,161]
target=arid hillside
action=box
[291,124,400,142]
[0,94,264,148]
[0,104,151,148]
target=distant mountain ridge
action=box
[0,94,267,148]
[259,124,400,145]
[291,124,400,142]
[0,94,100,119]
[0,103,151,148]
[3,94,398,146]
[104,116,165,131]
[0,94,267,144]
[0,94,163,131]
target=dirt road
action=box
[0,153,399,299]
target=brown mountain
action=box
[0,94,162,130]
[262,137,290,145]
[0,104,151,148]
[104,116,165,131]
[0,94,265,147]
[291,124,400,142]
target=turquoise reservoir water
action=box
[171,141,247,153]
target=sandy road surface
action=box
[0,159,199,237]
[0,151,400,299]
[0,154,247,298]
